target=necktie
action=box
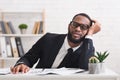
[58,48,73,68]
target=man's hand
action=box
[10,64,30,74]
[87,19,101,35]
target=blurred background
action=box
[0,0,120,74]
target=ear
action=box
[90,20,95,26]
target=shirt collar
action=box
[64,36,83,52]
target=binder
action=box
[0,37,7,58]
[15,37,24,57]
[10,37,19,58]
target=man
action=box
[11,13,101,74]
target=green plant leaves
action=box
[18,24,28,29]
[89,51,109,63]
[95,51,109,62]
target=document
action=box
[0,67,86,75]
[0,68,11,75]
[27,67,85,75]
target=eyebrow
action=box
[72,21,90,26]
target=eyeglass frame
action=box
[70,21,90,30]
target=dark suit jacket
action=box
[16,33,94,70]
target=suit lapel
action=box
[46,34,67,67]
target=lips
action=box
[72,32,82,39]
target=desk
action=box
[0,68,119,80]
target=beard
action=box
[67,31,86,44]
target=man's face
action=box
[68,15,90,43]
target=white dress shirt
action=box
[52,37,82,68]
[52,35,92,68]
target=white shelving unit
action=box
[0,10,45,68]
[0,34,44,37]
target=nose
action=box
[75,26,82,31]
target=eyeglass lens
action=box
[71,21,90,30]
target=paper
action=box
[27,67,85,75]
[0,68,86,75]
[27,68,43,74]
[0,68,11,75]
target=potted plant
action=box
[89,51,109,74]
[18,23,28,34]
[95,51,109,62]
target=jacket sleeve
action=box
[79,38,95,70]
[14,33,49,67]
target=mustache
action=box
[67,31,85,44]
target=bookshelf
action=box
[0,10,45,34]
[0,10,45,68]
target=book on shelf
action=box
[0,37,7,58]
[0,24,2,34]
[32,21,44,34]
[4,22,12,34]
[10,37,19,58]
[0,21,7,34]
[15,37,24,57]
[39,21,44,34]
[6,37,12,57]
[0,21,16,34]
[6,44,12,57]
[32,21,38,34]
[7,21,16,34]
[0,36,24,58]
[36,21,40,34]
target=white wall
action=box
[0,0,120,74]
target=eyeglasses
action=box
[70,21,90,30]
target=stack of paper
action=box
[27,67,85,75]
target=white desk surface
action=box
[0,68,119,80]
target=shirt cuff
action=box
[14,62,25,66]
[85,35,93,40]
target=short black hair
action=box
[72,13,92,26]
